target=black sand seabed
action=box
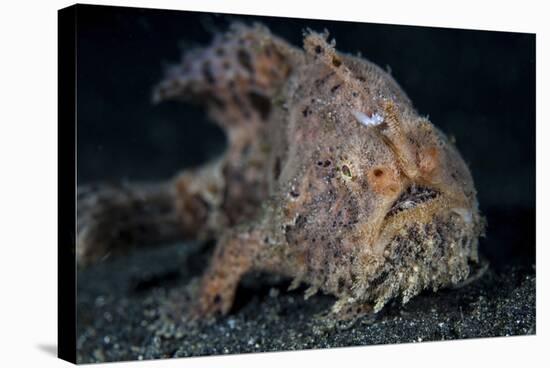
[76,239,535,364]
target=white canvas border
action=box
[0,0,545,367]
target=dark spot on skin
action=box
[370,269,390,288]
[373,168,384,177]
[314,45,323,54]
[248,92,272,120]
[315,72,335,87]
[237,49,254,73]
[330,84,341,93]
[273,157,281,179]
[342,165,352,178]
[323,160,331,167]
[332,57,342,67]
[352,91,358,97]
[302,106,310,117]
[337,278,345,293]
[295,214,307,227]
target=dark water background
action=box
[76,5,535,269]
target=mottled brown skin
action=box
[78,23,484,320]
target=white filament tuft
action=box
[352,110,384,127]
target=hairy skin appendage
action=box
[77,24,485,321]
